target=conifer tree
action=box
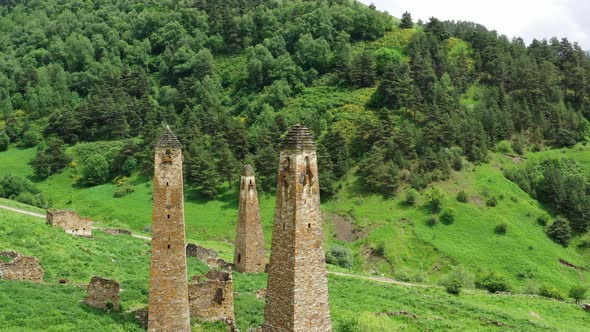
[399,11,413,29]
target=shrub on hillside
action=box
[20,127,42,148]
[539,284,565,300]
[0,174,47,208]
[512,136,525,155]
[486,196,497,207]
[545,217,572,247]
[335,316,361,332]
[440,208,456,225]
[372,242,385,257]
[578,233,590,249]
[440,265,474,295]
[404,189,419,205]
[326,245,354,269]
[410,172,429,190]
[79,153,110,186]
[456,190,469,203]
[426,216,437,227]
[427,188,444,213]
[0,131,9,151]
[569,285,587,303]
[494,223,507,235]
[121,157,138,176]
[495,140,513,154]
[113,184,135,198]
[536,214,550,226]
[475,271,511,293]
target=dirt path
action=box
[327,271,430,288]
[0,204,152,241]
[0,204,46,219]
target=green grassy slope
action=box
[1,208,589,331]
[1,102,589,295]
[324,158,589,291]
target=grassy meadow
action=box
[1,209,590,331]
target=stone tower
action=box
[233,165,266,273]
[263,124,332,332]
[147,127,191,332]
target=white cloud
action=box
[359,0,590,49]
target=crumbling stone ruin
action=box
[133,308,149,329]
[234,165,266,273]
[0,251,44,283]
[186,243,232,269]
[147,127,191,331]
[84,276,120,311]
[46,209,92,237]
[263,125,332,331]
[188,270,235,327]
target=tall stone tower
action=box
[148,127,191,332]
[233,165,266,273]
[263,124,332,332]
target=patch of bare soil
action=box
[470,195,485,207]
[331,214,358,242]
[328,213,376,242]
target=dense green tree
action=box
[0,131,9,151]
[371,62,417,110]
[349,51,377,88]
[184,140,221,199]
[546,216,572,247]
[80,154,110,186]
[569,285,587,304]
[30,137,71,179]
[399,11,413,29]
[295,34,332,73]
[357,144,399,196]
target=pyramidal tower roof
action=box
[156,126,182,148]
[242,164,255,177]
[282,124,316,150]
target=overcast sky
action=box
[358,0,590,50]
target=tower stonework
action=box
[263,125,332,332]
[233,165,266,273]
[148,127,191,332]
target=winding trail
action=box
[0,203,428,287]
[327,271,429,287]
[0,204,151,241]
[0,204,46,219]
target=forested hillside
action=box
[1,0,588,197]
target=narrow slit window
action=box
[167,214,170,219]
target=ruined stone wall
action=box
[102,228,132,236]
[233,165,266,273]
[147,128,191,332]
[0,251,44,283]
[263,125,332,332]
[84,276,120,310]
[46,210,92,237]
[186,243,232,269]
[188,270,235,323]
